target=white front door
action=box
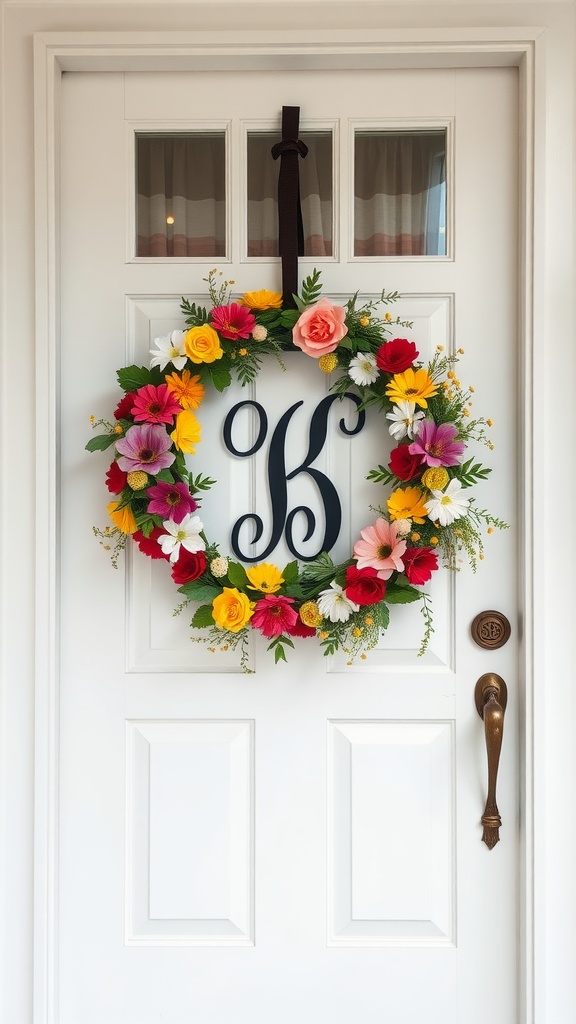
[59,66,518,1023]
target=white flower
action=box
[425,479,470,527]
[150,330,188,371]
[317,582,359,623]
[386,401,425,441]
[348,352,379,386]
[158,514,206,562]
[394,518,412,537]
[210,556,229,578]
[252,325,268,342]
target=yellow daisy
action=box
[164,369,205,410]
[246,562,285,593]
[387,486,429,524]
[385,367,438,409]
[239,289,283,310]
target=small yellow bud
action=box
[318,353,339,374]
[89,415,95,424]
[239,348,248,356]
[114,424,123,434]
[384,312,392,322]
[360,316,370,327]
[487,527,494,535]
[319,631,329,640]
[463,408,470,416]
[458,347,465,354]
[361,654,367,660]
[486,418,493,427]
[353,627,363,638]
[447,371,455,379]
[470,386,475,393]
[437,344,444,351]
[411,532,421,542]
[430,536,439,545]
[365,616,374,626]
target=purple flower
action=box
[115,423,175,474]
[408,419,465,468]
[147,481,197,524]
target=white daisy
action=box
[150,329,188,371]
[317,582,359,623]
[348,352,379,386]
[386,401,425,440]
[158,514,206,563]
[425,479,470,527]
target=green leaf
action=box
[189,473,216,493]
[454,458,492,489]
[227,561,248,587]
[299,268,323,306]
[209,364,232,392]
[154,468,175,484]
[85,433,117,452]
[281,560,299,584]
[385,584,422,605]
[274,644,287,664]
[179,580,221,602]
[117,365,153,392]
[191,604,215,628]
[378,603,390,631]
[367,464,395,486]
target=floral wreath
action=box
[87,269,507,670]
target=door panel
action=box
[60,67,518,1023]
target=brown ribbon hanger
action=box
[271,106,308,308]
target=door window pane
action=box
[136,133,226,257]
[354,130,446,256]
[247,131,333,257]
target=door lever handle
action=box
[475,673,508,849]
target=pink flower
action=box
[251,595,298,638]
[402,547,439,585]
[292,298,348,358]
[408,420,465,467]
[147,481,197,523]
[131,384,182,425]
[210,303,256,341]
[353,518,406,581]
[115,423,175,474]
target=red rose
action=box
[114,392,137,420]
[402,547,439,585]
[389,445,423,481]
[171,550,207,585]
[132,527,170,560]
[105,460,128,494]
[376,338,419,374]
[344,565,386,605]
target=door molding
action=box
[0,10,570,1022]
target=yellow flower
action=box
[360,316,370,327]
[246,563,285,593]
[113,424,123,434]
[170,409,202,453]
[364,616,374,625]
[421,467,450,491]
[411,532,420,542]
[300,601,323,628]
[318,353,339,373]
[486,418,493,427]
[430,536,439,545]
[387,486,429,524]
[239,289,283,310]
[164,369,205,410]
[107,501,137,535]
[385,368,438,409]
[127,471,148,490]
[212,587,254,633]
[184,324,223,364]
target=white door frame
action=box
[1,5,575,1023]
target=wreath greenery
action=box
[87,268,507,670]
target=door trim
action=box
[22,20,567,1024]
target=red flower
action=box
[131,383,182,425]
[132,527,170,560]
[344,565,386,606]
[287,617,316,639]
[171,550,207,585]
[251,594,298,638]
[105,460,128,494]
[402,547,439,585]
[376,338,419,374]
[210,303,256,341]
[389,445,423,482]
[114,392,137,420]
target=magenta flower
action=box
[115,423,175,474]
[251,595,298,638]
[408,419,466,467]
[147,481,197,524]
[131,383,182,425]
[210,303,256,341]
[353,518,406,581]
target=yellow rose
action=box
[184,324,223,364]
[212,587,254,633]
[170,409,201,454]
[107,501,137,535]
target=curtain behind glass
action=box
[137,135,226,257]
[354,132,446,256]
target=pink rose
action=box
[292,298,348,358]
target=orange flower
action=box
[107,501,137,535]
[164,369,205,410]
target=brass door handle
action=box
[475,673,508,849]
